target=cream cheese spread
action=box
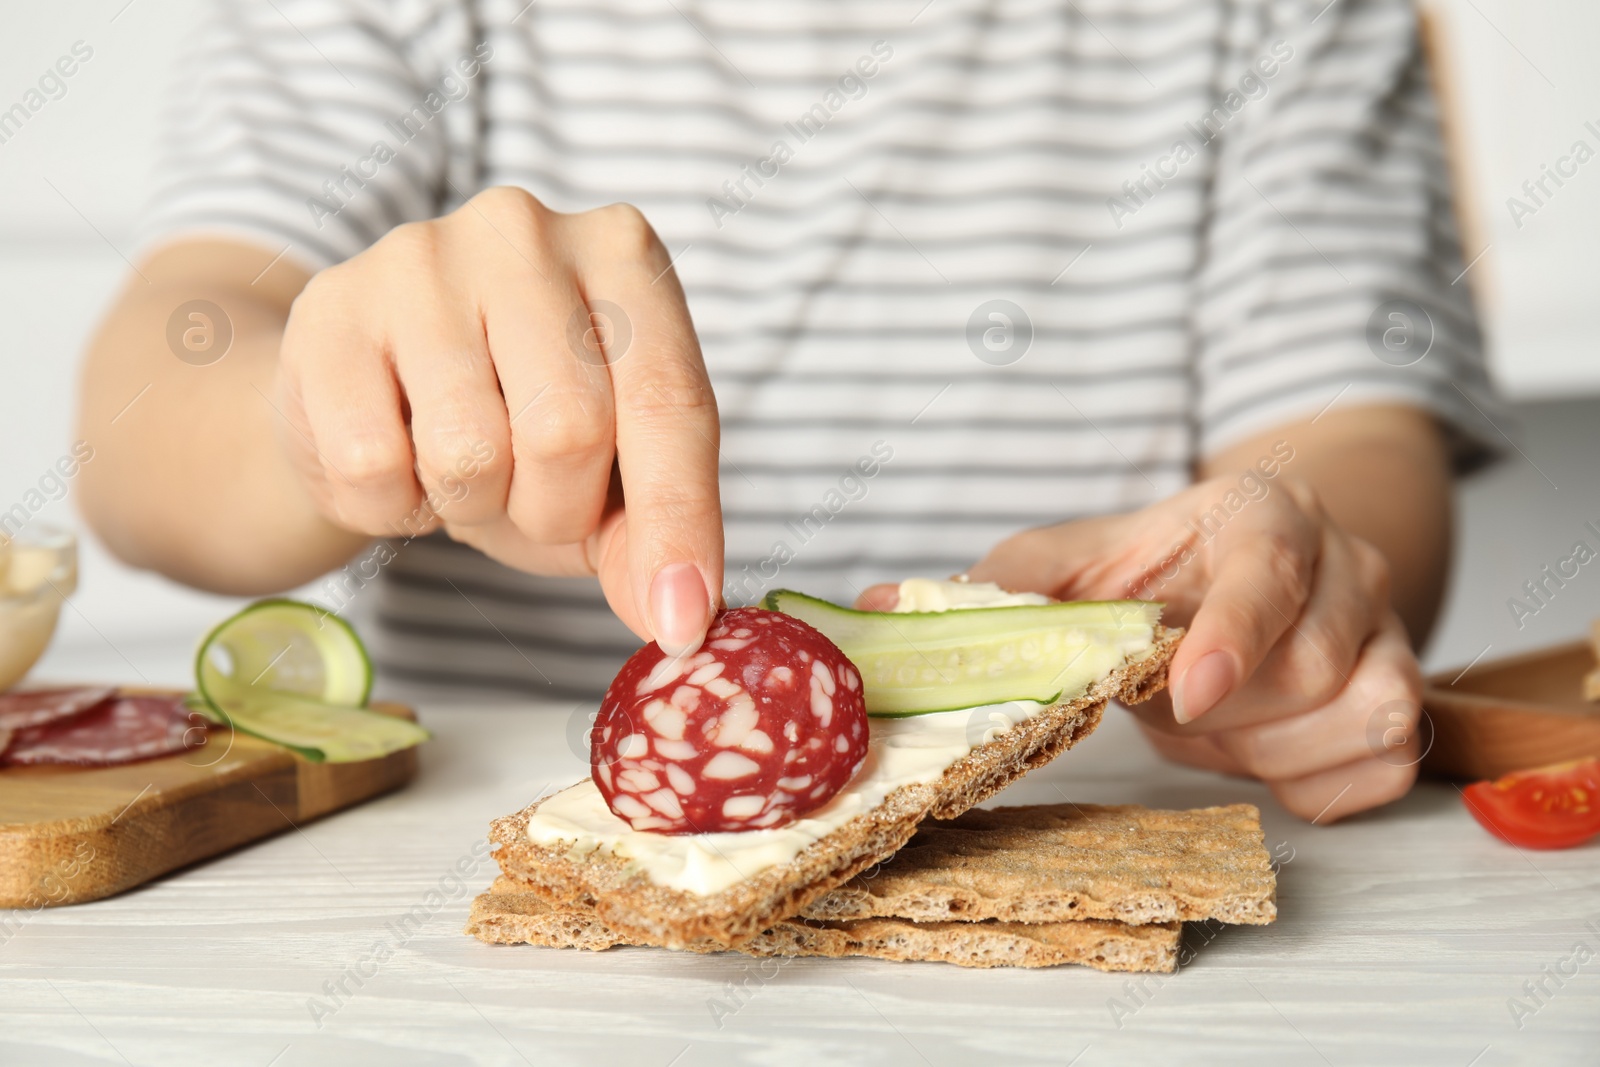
[893,576,1051,612]
[524,696,1049,895]
[523,578,1147,896]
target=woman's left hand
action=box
[862,472,1425,823]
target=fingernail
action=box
[1173,650,1236,724]
[650,562,710,657]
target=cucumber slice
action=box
[195,599,427,762]
[196,598,371,707]
[201,678,429,763]
[763,589,1161,716]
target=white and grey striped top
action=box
[142,0,1500,697]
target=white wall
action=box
[2,1,1597,689]
[1429,0,1600,398]
[2,1,247,688]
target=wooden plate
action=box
[1421,640,1600,780]
[0,691,419,908]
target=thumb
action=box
[853,583,900,611]
[965,522,1112,599]
[591,508,649,642]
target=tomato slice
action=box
[1461,757,1600,850]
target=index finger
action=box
[570,204,724,656]
[1171,491,1322,723]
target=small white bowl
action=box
[0,526,78,692]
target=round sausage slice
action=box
[0,686,116,731]
[3,694,205,766]
[591,607,868,834]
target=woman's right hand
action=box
[276,187,723,654]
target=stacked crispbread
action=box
[471,876,1185,972]
[482,627,1181,950]
[469,802,1276,973]
[469,621,1277,971]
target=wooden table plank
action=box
[2,692,1597,1066]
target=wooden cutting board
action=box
[1422,640,1600,780]
[0,690,419,908]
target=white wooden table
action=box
[4,661,1599,1066]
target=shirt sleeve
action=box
[136,0,483,270]
[1192,0,1506,471]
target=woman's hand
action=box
[276,187,722,653]
[872,471,1426,823]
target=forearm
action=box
[1201,404,1453,647]
[76,240,368,594]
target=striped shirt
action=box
[142,0,1499,697]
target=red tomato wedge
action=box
[1461,757,1600,850]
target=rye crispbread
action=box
[489,626,1181,950]
[802,802,1275,926]
[468,875,1181,973]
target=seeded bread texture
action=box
[468,874,1181,973]
[802,802,1275,925]
[488,626,1181,950]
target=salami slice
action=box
[592,607,869,834]
[2,694,206,767]
[0,686,116,731]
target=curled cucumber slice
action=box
[763,589,1161,716]
[196,598,371,706]
[195,599,427,762]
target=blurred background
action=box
[1,0,1596,686]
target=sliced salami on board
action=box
[0,686,116,731]
[592,607,869,834]
[2,694,206,767]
